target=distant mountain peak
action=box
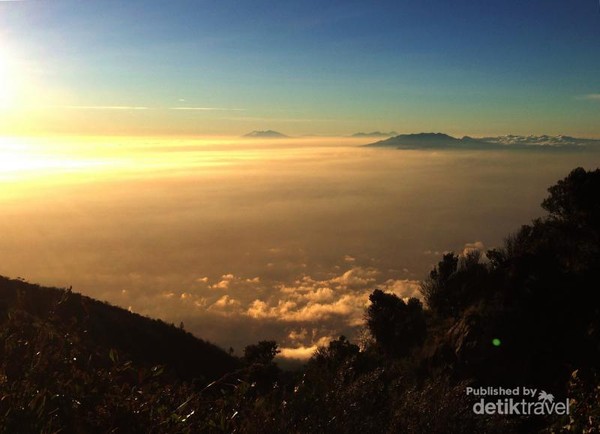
[365,132,600,150]
[397,132,459,140]
[364,132,468,149]
[351,131,397,138]
[243,130,288,138]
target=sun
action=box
[0,137,108,182]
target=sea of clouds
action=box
[2,137,599,358]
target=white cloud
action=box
[119,265,421,353]
[462,241,485,256]
[247,299,270,319]
[278,336,333,360]
[169,107,245,111]
[330,266,378,287]
[209,295,241,314]
[213,295,240,307]
[299,287,335,303]
[210,273,235,290]
[581,94,600,101]
[278,345,318,360]
[194,299,208,308]
[56,105,149,110]
[208,273,262,291]
[380,279,422,301]
[288,328,308,342]
[244,266,420,326]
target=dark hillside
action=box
[0,277,239,382]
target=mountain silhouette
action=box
[243,130,288,138]
[351,131,397,138]
[365,132,600,150]
[365,132,494,149]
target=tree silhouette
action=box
[310,335,360,370]
[366,289,426,356]
[243,340,280,365]
[420,253,458,317]
[542,167,600,227]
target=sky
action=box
[1,0,599,137]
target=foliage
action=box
[243,340,280,365]
[366,290,427,356]
[420,252,459,317]
[542,167,600,226]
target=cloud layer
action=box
[134,264,421,359]
[3,139,599,360]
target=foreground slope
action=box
[0,277,245,432]
[0,277,238,381]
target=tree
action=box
[311,336,360,370]
[542,167,600,227]
[243,340,280,365]
[421,250,491,318]
[366,289,426,356]
[420,253,459,317]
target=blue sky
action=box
[1,0,599,136]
